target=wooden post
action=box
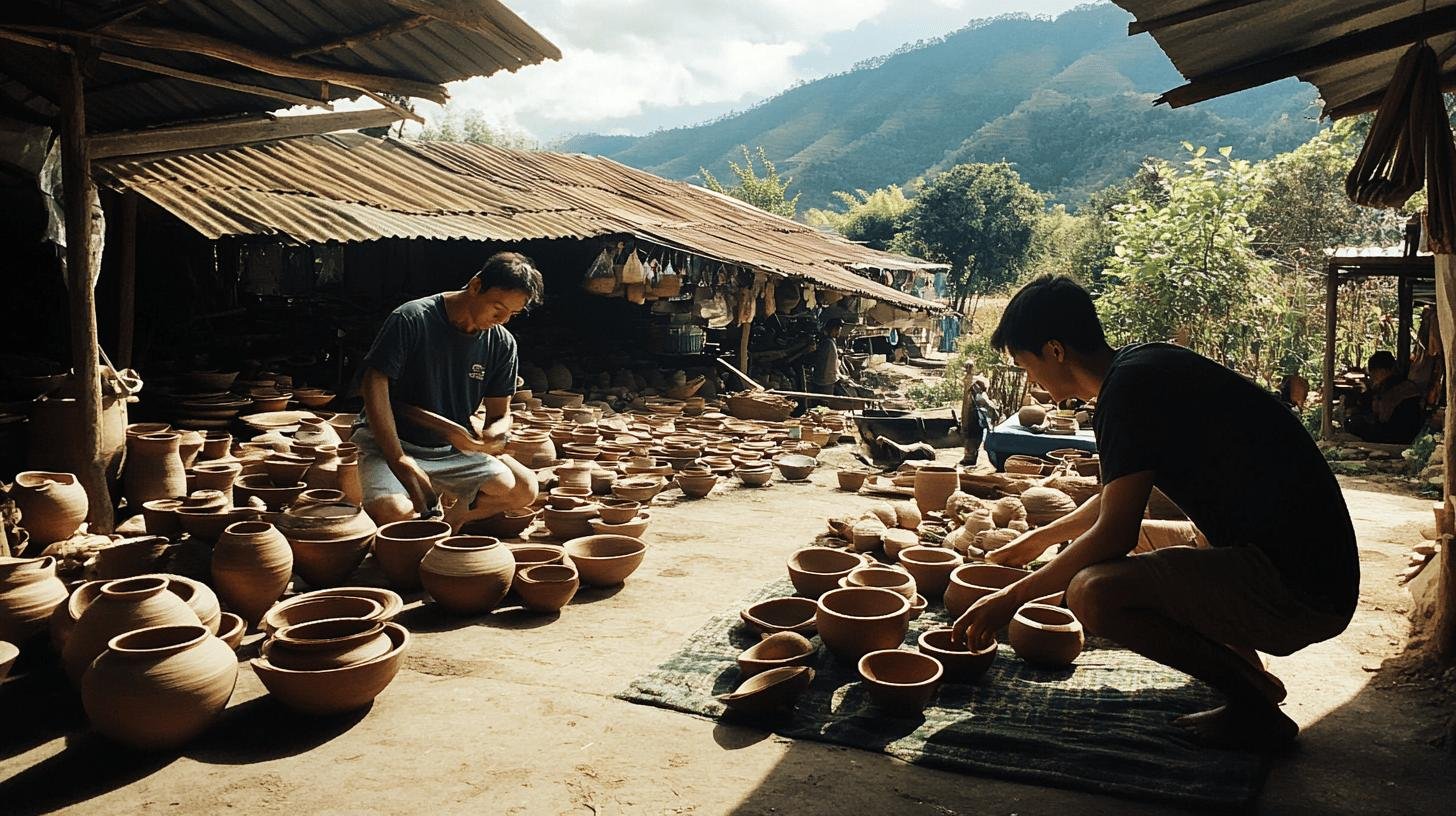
[59,52,114,532]
[1398,274,1414,373]
[117,190,137,368]
[738,317,752,380]
[1322,264,1337,440]
[1430,254,1456,659]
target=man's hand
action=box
[951,586,1021,648]
[985,528,1055,567]
[388,454,436,515]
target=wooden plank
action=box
[1433,254,1456,658]
[386,0,563,61]
[89,108,403,159]
[96,52,332,109]
[117,191,138,369]
[350,87,424,125]
[1128,0,1272,36]
[1325,69,1456,119]
[290,15,431,58]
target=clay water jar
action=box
[253,620,409,715]
[740,596,819,636]
[944,563,1031,618]
[736,631,816,678]
[786,547,866,598]
[542,502,600,539]
[1008,603,1085,668]
[596,499,640,525]
[845,565,917,600]
[216,612,247,650]
[212,521,294,625]
[264,617,393,671]
[717,665,815,717]
[93,536,171,580]
[373,519,452,591]
[261,594,386,635]
[63,575,201,684]
[82,623,238,750]
[418,536,516,615]
[124,431,188,507]
[0,555,68,644]
[675,471,719,499]
[836,470,870,492]
[11,471,88,544]
[773,454,817,482]
[234,473,307,511]
[912,465,959,515]
[857,648,943,715]
[896,547,961,602]
[514,563,579,613]
[610,477,665,503]
[815,587,910,662]
[200,431,232,460]
[917,628,998,683]
[563,534,646,587]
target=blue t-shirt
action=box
[361,294,518,446]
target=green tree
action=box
[416,107,537,149]
[898,162,1043,311]
[699,146,801,219]
[804,185,913,250]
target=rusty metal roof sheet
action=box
[96,133,948,312]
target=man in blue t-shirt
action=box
[354,252,543,530]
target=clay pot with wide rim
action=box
[373,519,452,591]
[736,631,816,678]
[844,565,917,600]
[418,536,516,615]
[82,623,238,750]
[216,612,247,650]
[773,454,817,482]
[124,431,188,507]
[63,575,201,684]
[507,543,567,579]
[944,563,1031,619]
[913,465,959,515]
[233,474,307,511]
[192,460,242,496]
[261,594,387,635]
[836,470,870,492]
[0,555,68,644]
[12,471,88,544]
[857,648,943,715]
[514,563,579,613]
[563,534,646,587]
[735,464,774,487]
[141,498,184,538]
[264,617,393,670]
[896,547,961,602]
[271,503,377,588]
[917,628,998,683]
[717,665,814,717]
[815,586,910,662]
[251,622,410,715]
[675,471,719,499]
[1008,603,1085,668]
[786,547,866,598]
[542,503,600,539]
[212,521,294,626]
[740,596,818,636]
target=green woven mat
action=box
[619,579,1268,807]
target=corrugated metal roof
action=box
[96,133,948,313]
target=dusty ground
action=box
[2,450,1452,815]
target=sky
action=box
[418,0,1091,144]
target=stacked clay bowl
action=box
[253,618,410,714]
[262,587,402,635]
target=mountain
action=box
[557,3,1320,210]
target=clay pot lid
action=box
[858,648,943,687]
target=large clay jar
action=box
[263,617,393,670]
[1008,603,1085,668]
[896,546,961,602]
[815,586,910,662]
[11,471,88,544]
[211,521,294,626]
[419,536,516,615]
[514,563,579,613]
[63,575,201,684]
[82,623,237,750]
[271,503,377,588]
[943,563,1031,619]
[913,465,959,515]
[373,519,452,591]
[0,555,68,644]
[124,432,188,507]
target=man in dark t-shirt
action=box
[951,275,1357,750]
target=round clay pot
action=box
[82,623,238,749]
[944,563,1031,618]
[252,622,410,715]
[913,466,959,515]
[216,612,247,650]
[785,547,865,598]
[736,631,816,678]
[857,648,943,715]
[675,472,719,499]
[555,462,594,491]
[836,470,870,492]
[12,471,88,544]
[595,499,640,525]
[896,547,961,602]
[514,563,580,613]
[506,429,555,465]
[845,565,917,600]
[542,503,600,539]
[735,465,774,487]
[717,665,814,717]
[93,536,171,580]
[815,587,910,662]
[64,575,201,684]
[1008,603,1085,668]
[917,628,998,683]
[373,519,452,591]
[141,498,184,538]
[563,534,646,587]
[419,536,516,615]
[740,596,818,636]
[507,544,567,579]
[124,432,188,507]
[212,521,294,626]
[233,473,306,511]
[462,508,540,539]
[261,594,387,635]
[273,503,377,588]
[200,431,232,460]
[773,454,817,482]
[264,617,392,670]
[0,555,68,644]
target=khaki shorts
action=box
[1128,544,1352,657]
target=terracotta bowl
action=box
[216,612,247,650]
[773,454,817,482]
[740,596,819,636]
[736,631,817,678]
[917,628,998,683]
[588,513,650,538]
[595,499,641,525]
[462,508,540,539]
[907,593,928,621]
[845,565,917,600]
[288,534,374,589]
[837,470,870,492]
[514,563,580,613]
[786,547,867,598]
[176,506,261,540]
[735,466,774,487]
[564,534,647,587]
[896,547,962,602]
[857,648,943,715]
[264,458,311,486]
[252,622,409,715]
[944,563,1031,618]
[507,544,567,579]
[295,390,336,408]
[542,504,600,539]
[233,474,307,510]
[717,665,815,717]
[610,477,665,503]
[262,594,386,635]
[675,473,719,499]
[1008,603,1085,668]
[815,587,910,661]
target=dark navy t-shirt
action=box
[361,294,518,446]
[1094,343,1359,616]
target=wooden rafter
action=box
[1324,69,1456,119]
[290,15,431,59]
[95,52,333,109]
[1128,0,1272,36]
[89,0,172,31]
[89,107,403,159]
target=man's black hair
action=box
[1367,350,1397,372]
[823,317,844,331]
[473,251,544,308]
[990,274,1109,356]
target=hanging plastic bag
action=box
[619,250,646,284]
[651,259,682,298]
[583,247,617,295]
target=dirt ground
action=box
[3,450,1453,815]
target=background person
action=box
[1346,350,1423,444]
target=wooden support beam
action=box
[1432,253,1456,659]
[1157,5,1456,109]
[738,319,752,383]
[1128,0,1272,36]
[1325,69,1456,119]
[96,52,332,109]
[89,108,403,159]
[350,87,424,125]
[90,0,172,31]
[1322,263,1337,441]
[117,191,138,369]
[290,15,431,58]
[1399,275,1414,374]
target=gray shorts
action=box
[353,425,509,509]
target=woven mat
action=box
[619,579,1268,807]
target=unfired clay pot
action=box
[845,565,916,600]
[815,586,910,661]
[896,547,961,602]
[837,470,870,492]
[124,432,188,507]
[736,631,816,678]
[0,555,68,644]
[913,466,959,515]
[857,648,942,715]
[514,563,579,613]
[563,534,646,587]
[373,519,452,591]
[418,536,516,615]
[264,617,393,670]
[917,628,998,683]
[63,576,201,684]
[675,472,719,499]
[271,503,376,588]
[508,544,567,579]
[212,521,294,626]
[261,593,387,635]
[595,500,640,525]
[251,621,409,715]
[1008,603,1084,668]
[943,563,1031,619]
[785,547,865,598]
[12,471,88,544]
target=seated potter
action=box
[1346,351,1423,444]
[355,252,542,530]
[953,275,1357,750]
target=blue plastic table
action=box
[983,415,1097,470]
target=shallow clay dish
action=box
[717,665,815,717]
[858,648,943,715]
[595,499,641,525]
[736,631,817,678]
[563,534,647,587]
[740,596,819,636]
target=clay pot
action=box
[718,665,814,717]
[126,422,171,439]
[610,477,665,503]
[296,488,345,506]
[418,536,516,615]
[596,499,641,525]
[556,461,594,491]
[740,596,818,636]
[1008,603,1084,668]
[264,617,393,671]
[773,454,817,482]
[737,631,816,678]
[896,547,961,602]
[675,472,719,499]
[587,513,650,538]
[216,612,246,650]
[589,469,618,495]
[880,529,918,561]
[211,521,294,625]
[141,498,184,538]
[1020,486,1077,527]
[264,457,311,486]
[857,648,943,715]
[836,470,870,492]
[178,506,261,541]
[514,563,579,613]
[250,622,409,715]
[786,547,866,598]
[175,430,205,468]
[542,503,600,539]
[200,431,232,460]
[233,474,306,511]
[944,563,1031,618]
[845,565,917,600]
[262,593,388,635]
[913,466,959,515]
[0,555,68,644]
[12,471,88,544]
[294,416,342,447]
[192,461,242,498]
[563,534,646,586]
[373,519,452,591]
[815,587,910,661]
[93,536,171,580]
[917,628,998,683]
[507,429,555,466]
[82,623,237,749]
[272,503,377,588]
[508,544,567,579]
[0,639,18,683]
[124,432,188,507]
[63,575,201,683]
[735,464,774,487]
[462,508,540,539]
